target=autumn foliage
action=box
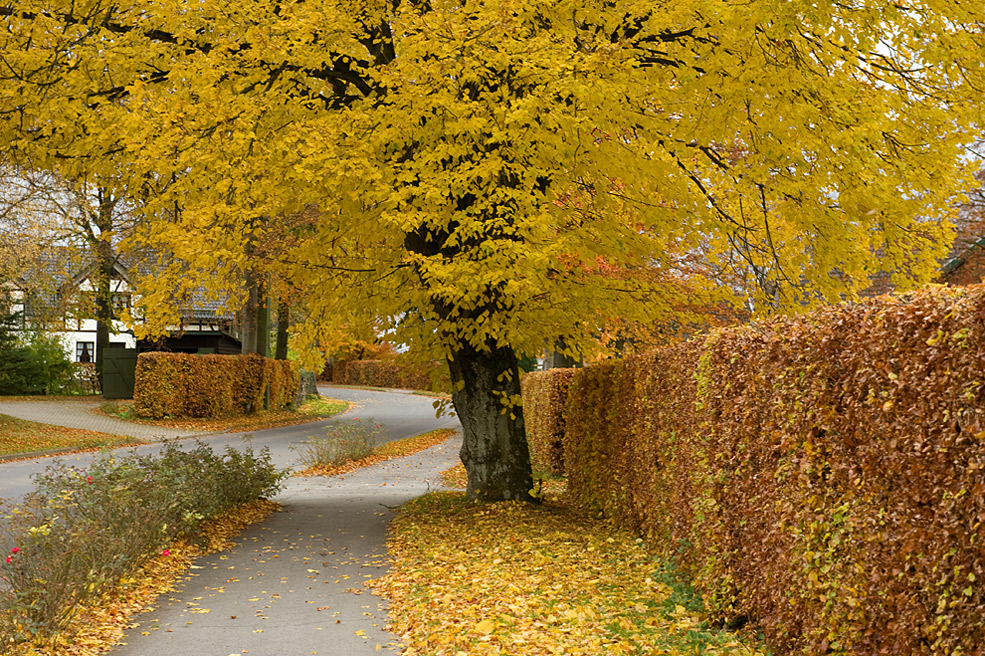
[328,359,449,392]
[520,369,575,476]
[133,353,299,419]
[375,492,764,656]
[4,0,984,500]
[526,285,985,654]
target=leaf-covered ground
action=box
[8,499,279,656]
[94,396,351,433]
[0,414,142,458]
[439,463,566,498]
[296,428,458,477]
[374,492,768,656]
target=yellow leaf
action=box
[475,618,495,634]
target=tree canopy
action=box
[2,0,982,498]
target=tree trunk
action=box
[544,337,580,369]
[274,297,289,360]
[241,269,261,354]
[92,190,117,392]
[448,341,534,502]
[256,287,270,358]
[93,265,111,389]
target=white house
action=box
[8,248,240,363]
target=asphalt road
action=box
[0,386,460,503]
[108,432,463,656]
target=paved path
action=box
[0,387,463,654]
[109,434,462,656]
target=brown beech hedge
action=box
[134,352,299,418]
[330,358,449,392]
[552,285,985,655]
[520,368,575,476]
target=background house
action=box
[135,292,243,356]
[937,238,985,286]
[8,248,241,365]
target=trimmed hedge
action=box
[330,358,449,392]
[520,368,575,476]
[134,352,300,418]
[557,286,985,655]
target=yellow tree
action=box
[1,0,982,499]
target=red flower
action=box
[4,556,10,564]
[162,549,170,557]
[87,476,93,484]
[10,547,18,554]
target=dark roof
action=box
[940,236,985,277]
[184,293,235,321]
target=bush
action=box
[520,369,575,476]
[0,443,286,646]
[22,332,79,395]
[331,358,449,392]
[133,352,299,418]
[233,353,267,414]
[0,317,78,395]
[293,418,387,468]
[555,285,985,655]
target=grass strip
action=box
[373,492,769,656]
[296,428,458,478]
[93,397,351,433]
[7,499,279,656]
[0,414,143,458]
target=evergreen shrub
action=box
[0,312,78,395]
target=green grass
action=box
[296,396,350,416]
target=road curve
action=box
[0,386,460,503]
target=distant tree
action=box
[952,143,985,253]
[0,162,140,385]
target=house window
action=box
[76,342,94,363]
[112,293,131,313]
